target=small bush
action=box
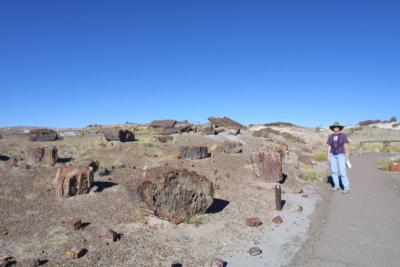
[313,151,328,161]
[379,159,391,171]
[184,215,205,227]
[304,169,318,182]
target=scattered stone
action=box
[158,136,173,143]
[65,245,86,259]
[211,258,224,267]
[175,121,193,132]
[245,217,262,227]
[222,141,242,154]
[103,229,119,243]
[249,247,262,256]
[179,146,209,159]
[250,149,282,182]
[292,183,303,194]
[137,169,214,224]
[29,129,58,142]
[213,128,225,135]
[66,218,82,230]
[54,161,95,198]
[272,215,283,224]
[389,162,400,172]
[298,154,313,166]
[104,128,135,142]
[149,120,177,129]
[196,124,214,135]
[208,117,244,129]
[27,146,58,166]
[228,128,240,135]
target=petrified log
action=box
[104,128,135,142]
[29,129,58,142]
[27,146,58,166]
[179,146,209,159]
[250,149,282,182]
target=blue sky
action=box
[1,0,399,128]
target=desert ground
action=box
[1,118,399,267]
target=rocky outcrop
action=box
[179,146,209,159]
[208,117,244,130]
[29,129,58,142]
[137,169,214,224]
[54,161,95,198]
[250,148,282,182]
[27,146,58,166]
[149,120,177,129]
[359,120,381,126]
[104,128,135,142]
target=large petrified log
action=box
[54,161,96,198]
[104,128,135,142]
[179,146,209,159]
[250,148,282,182]
[27,146,58,166]
[208,117,244,130]
[137,168,214,224]
[29,129,58,142]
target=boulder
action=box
[272,215,283,224]
[149,120,177,129]
[250,149,282,182]
[29,129,58,142]
[179,146,209,159]
[137,169,214,224]
[222,141,242,154]
[27,146,58,166]
[208,117,244,129]
[195,124,214,135]
[104,128,135,142]
[54,161,95,198]
[389,162,400,172]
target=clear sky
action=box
[1,0,399,128]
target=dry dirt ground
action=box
[0,123,399,266]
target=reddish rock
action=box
[298,154,313,166]
[389,162,400,172]
[277,144,289,155]
[175,121,193,132]
[104,128,135,142]
[245,217,262,227]
[29,129,58,142]
[211,258,224,267]
[65,245,86,259]
[149,120,177,128]
[250,149,282,182]
[272,215,283,224]
[103,229,119,242]
[208,117,244,129]
[137,169,214,224]
[179,146,209,159]
[27,146,58,166]
[54,162,95,198]
[222,141,242,154]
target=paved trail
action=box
[291,154,400,267]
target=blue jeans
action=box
[329,153,350,190]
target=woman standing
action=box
[327,122,350,193]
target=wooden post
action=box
[275,184,282,210]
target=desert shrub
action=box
[304,169,318,182]
[379,159,391,171]
[184,215,205,227]
[313,151,328,161]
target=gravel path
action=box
[291,153,400,267]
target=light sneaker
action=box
[342,189,350,194]
[332,187,340,192]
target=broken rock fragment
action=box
[179,146,209,159]
[27,146,58,166]
[250,148,282,182]
[104,128,135,142]
[137,169,214,224]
